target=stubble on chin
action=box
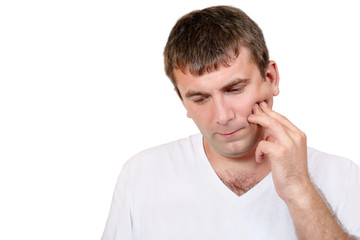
[205,128,262,160]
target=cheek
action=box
[185,106,210,126]
[249,85,274,105]
[235,97,255,115]
[236,88,273,115]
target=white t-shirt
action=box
[102,134,360,240]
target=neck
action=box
[203,136,271,185]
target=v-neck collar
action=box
[192,133,273,206]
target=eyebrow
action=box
[184,78,249,99]
[185,90,209,98]
[221,78,249,91]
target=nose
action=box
[213,97,235,125]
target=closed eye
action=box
[192,96,209,104]
[222,79,248,94]
[226,86,244,94]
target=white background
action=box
[1,0,359,239]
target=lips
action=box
[218,128,244,137]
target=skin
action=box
[174,47,353,239]
[250,102,354,239]
[175,48,279,182]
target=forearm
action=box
[286,183,353,240]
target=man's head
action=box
[164,5,269,98]
[163,6,279,160]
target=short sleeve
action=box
[101,163,133,240]
[336,161,360,238]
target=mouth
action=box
[218,128,244,137]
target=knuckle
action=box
[286,140,296,151]
[257,140,267,150]
[293,130,307,143]
[269,118,279,127]
[279,114,289,122]
[300,131,307,140]
[277,145,287,157]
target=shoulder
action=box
[307,147,359,176]
[307,147,360,205]
[132,134,201,162]
[116,134,203,196]
[307,148,360,235]
[307,147,360,186]
[121,133,202,175]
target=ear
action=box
[265,60,280,96]
[175,88,192,119]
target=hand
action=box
[248,101,312,203]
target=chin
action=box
[213,138,258,159]
[203,125,262,159]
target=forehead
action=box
[174,48,258,91]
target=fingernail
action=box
[260,101,267,107]
[253,103,259,111]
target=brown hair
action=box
[164,6,269,98]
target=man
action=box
[102,6,360,239]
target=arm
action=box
[286,181,354,239]
[248,101,355,239]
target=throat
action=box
[215,169,259,196]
